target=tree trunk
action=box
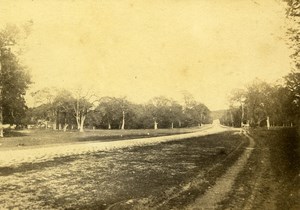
[178,120,181,127]
[63,124,68,132]
[79,115,85,132]
[76,116,80,130]
[108,122,111,129]
[0,99,3,137]
[56,110,60,130]
[171,122,174,129]
[241,103,244,127]
[154,120,158,130]
[267,116,270,130]
[121,110,125,130]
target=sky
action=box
[0,0,292,110]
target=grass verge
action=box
[219,127,300,210]
[0,127,205,149]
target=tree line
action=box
[25,89,212,131]
[220,78,298,128]
[0,23,212,134]
[221,0,300,128]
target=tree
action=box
[285,0,300,69]
[90,96,136,129]
[230,88,247,126]
[285,72,300,119]
[270,85,295,126]
[0,24,31,137]
[31,88,98,132]
[284,0,300,126]
[53,90,75,131]
[147,96,173,129]
[30,87,59,129]
[126,103,149,129]
[113,97,131,130]
[94,97,117,129]
[168,100,183,129]
[73,88,96,132]
[181,92,211,127]
[227,79,296,128]
[243,80,274,128]
[220,107,242,127]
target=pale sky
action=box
[0,0,292,110]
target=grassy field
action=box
[220,127,300,210]
[0,130,248,209]
[0,126,206,149]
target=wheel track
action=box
[184,131,255,210]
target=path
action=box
[0,124,229,167]
[186,131,255,210]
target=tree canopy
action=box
[27,90,212,131]
[0,24,31,128]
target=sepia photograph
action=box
[0,0,299,209]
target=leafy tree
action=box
[220,107,241,127]
[285,72,300,119]
[271,85,295,126]
[244,80,274,127]
[147,96,174,129]
[0,24,31,136]
[113,97,131,130]
[229,88,247,126]
[94,97,117,129]
[53,90,76,131]
[227,79,296,128]
[73,88,96,132]
[30,87,59,128]
[127,103,150,129]
[181,92,211,127]
[168,100,183,129]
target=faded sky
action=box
[0,0,291,110]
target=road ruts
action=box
[185,131,255,210]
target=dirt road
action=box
[1,125,297,209]
[0,124,228,167]
[0,124,249,209]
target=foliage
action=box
[28,92,212,130]
[0,24,31,125]
[222,79,298,128]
